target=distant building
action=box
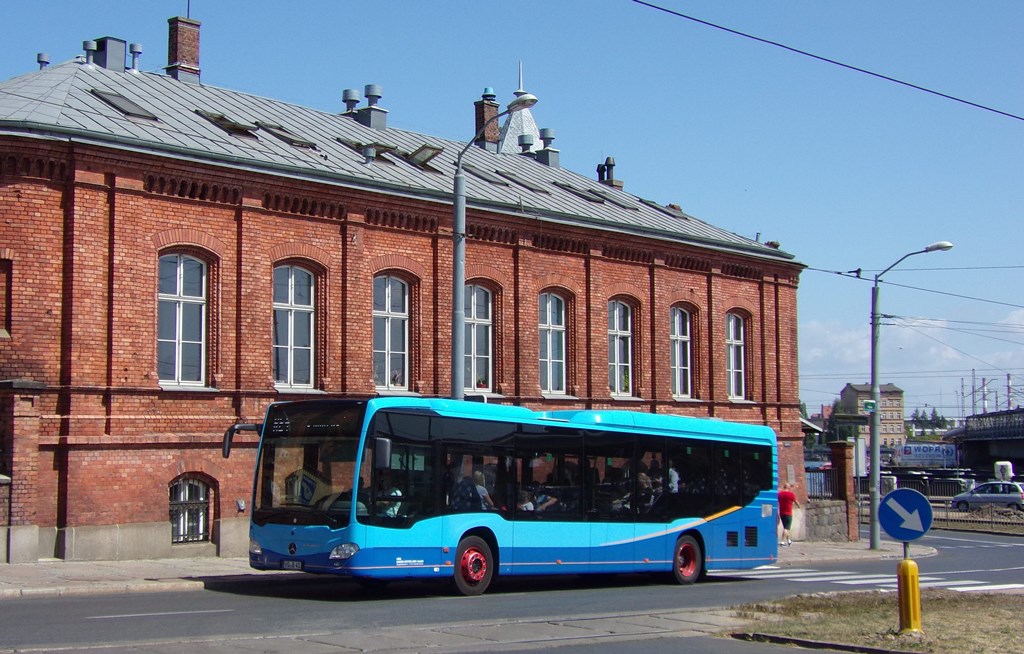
[838,383,906,448]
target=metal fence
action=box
[829,474,1024,534]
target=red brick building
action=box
[0,17,804,562]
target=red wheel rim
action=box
[677,542,696,577]
[460,547,488,584]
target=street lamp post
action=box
[451,92,538,399]
[868,240,953,549]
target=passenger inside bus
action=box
[473,471,496,510]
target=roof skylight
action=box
[91,89,157,120]
[256,121,316,149]
[494,169,550,194]
[463,164,509,186]
[195,109,258,137]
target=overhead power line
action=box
[632,0,1024,122]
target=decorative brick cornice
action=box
[144,173,240,205]
[665,254,712,273]
[468,223,516,245]
[602,244,653,264]
[531,233,589,255]
[721,263,762,281]
[0,150,68,182]
[365,207,437,233]
[264,192,344,219]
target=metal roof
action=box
[0,60,797,264]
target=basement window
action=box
[256,121,316,149]
[493,169,550,194]
[195,109,258,138]
[91,89,158,120]
[169,475,210,544]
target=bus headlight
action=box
[249,538,262,555]
[329,543,359,560]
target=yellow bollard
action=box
[897,557,922,634]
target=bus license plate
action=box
[282,560,303,571]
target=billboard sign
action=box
[895,442,956,468]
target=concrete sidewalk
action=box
[0,539,927,600]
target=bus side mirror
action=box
[223,423,259,458]
[375,437,392,469]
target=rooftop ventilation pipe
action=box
[599,156,623,190]
[474,87,500,152]
[518,133,536,156]
[83,40,97,65]
[36,53,49,70]
[536,127,560,168]
[129,43,143,71]
[342,88,361,114]
[166,16,201,84]
[356,84,388,130]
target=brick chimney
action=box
[473,88,500,152]
[167,16,201,84]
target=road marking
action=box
[88,609,235,620]
[953,583,1024,592]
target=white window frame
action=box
[670,306,692,398]
[726,312,746,400]
[464,284,492,392]
[373,275,408,390]
[539,292,566,394]
[157,254,206,386]
[272,265,315,389]
[608,300,633,396]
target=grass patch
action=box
[733,588,1024,654]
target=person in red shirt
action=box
[778,482,800,546]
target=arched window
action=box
[273,265,314,388]
[373,275,408,390]
[539,292,566,394]
[608,300,633,396]
[158,254,206,385]
[464,284,492,391]
[169,475,210,544]
[726,312,746,399]
[670,306,692,398]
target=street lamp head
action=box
[506,92,538,113]
[924,240,953,253]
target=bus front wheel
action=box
[671,535,703,585]
[453,535,494,596]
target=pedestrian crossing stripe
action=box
[710,568,1019,593]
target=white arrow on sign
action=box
[885,496,924,533]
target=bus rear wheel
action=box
[671,535,703,585]
[453,536,494,596]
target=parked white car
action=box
[950,481,1024,511]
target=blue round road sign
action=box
[879,488,933,542]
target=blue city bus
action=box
[223,397,778,595]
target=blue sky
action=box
[4,1,1022,419]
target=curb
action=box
[732,632,922,654]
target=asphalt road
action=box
[1,530,1021,653]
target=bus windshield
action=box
[253,400,369,528]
